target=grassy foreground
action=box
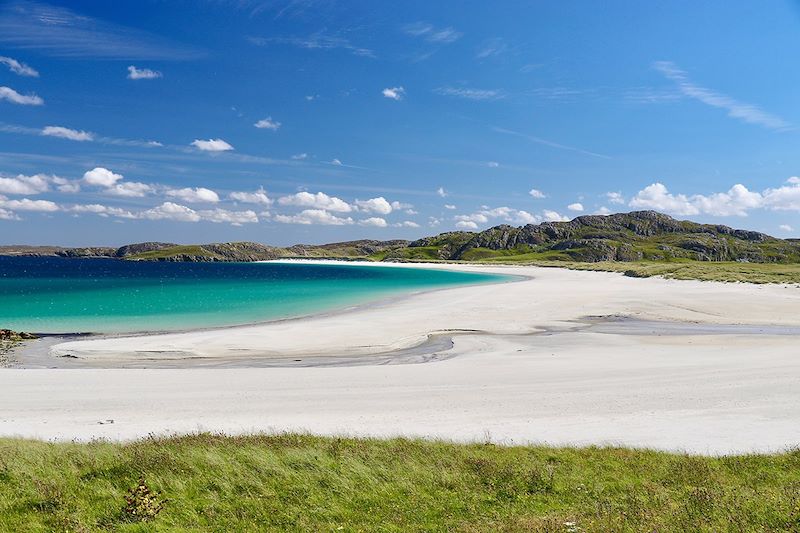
[2,434,800,531]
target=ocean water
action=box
[0,257,507,334]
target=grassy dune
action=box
[514,260,800,284]
[2,434,800,531]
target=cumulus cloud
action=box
[106,181,153,198]
[229,187,272,205]
[779,224,793,232]
[629,182,763,217]
[330,158,343,166]
[127,65,162,80]
[529,188,546,199]
[197,208,258,226]
[0,197,58,212]
[69,204,136,219]
[191,138,234,152]
[291,153,308,160]
[437,186,447,197]
[455,206,541,229]
[254,117,281,130]
[444,204,456,210]
[166,187,220,203]
[394,221,420,228]
[543,210,570,222]
[0,174,50,195]
[274,209,354,225]
[382,86,405,100]
[141,202,202,222]
[83,167,123,187]
[606,191,625,204]
[0,207,20,220]
[359,217,388,227]
[0,56,39,77]
[278,191,352,212]
[0,86,43,105]
[567,202,584,212]
[83,167,151,197]
[355,197,392,214]
[42,126,93,141]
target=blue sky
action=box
[1,0,800,246]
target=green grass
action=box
[517,260,800,284]
[125,245,212,260]
[2,434,800,531]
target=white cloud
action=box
[0,56,38,77]
[166,187,220,203]
[330,158,343,166]
[394,220,420,228]
[476,38,507,59]
[278,191,352,212]
[0,174,50,195]
[434,87,504,100]
[69,204,136,219]
[402,22,462,43]
[127,65,162,80]
[0,198,58,212]
[83,167,123,187]
[455,206,542,229]
[595,206,612,215]
[141,202,201,222]
[254,117,281,130]
[629,182,764,217]
[197,208,258,226]
[779,224,793,232]
[428,216,441,227]
[437,186,447,197]
[486,161,500,168]
[391,200,413,211]
[359,217,387,227]
[382,86,405,100]
[107,181,153,198]
[229,187,272,205]
[0,86,43,105]
[52,176,80,193]
[355,197,392,214]
[444,204,456,210]
[82,167,151,197]
[42,126,93,141]
[529,188,546,199]
[787,177,800,185]
[274,209,354,225]
[629,182,698,216]
[291,153,308,160]
[0,207,20,220]
[567,202,584,212]
[606,191,625,204]
[539,210,567,222]
[653,61,789,130]
[191,138,234,152]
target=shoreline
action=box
[2,261,800,453]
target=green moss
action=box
[126,245,212,260]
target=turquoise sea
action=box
[0,257,506,334]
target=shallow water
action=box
[0,257,506,333]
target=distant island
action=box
[3,211,799,264]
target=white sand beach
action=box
[2,261,800,454]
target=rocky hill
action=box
[2,211,798,264]
[385,211,800,263]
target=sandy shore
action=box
[2,261,800,453]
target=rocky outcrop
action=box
[114,242,177,257]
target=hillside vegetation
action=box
[2,433,800,532]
